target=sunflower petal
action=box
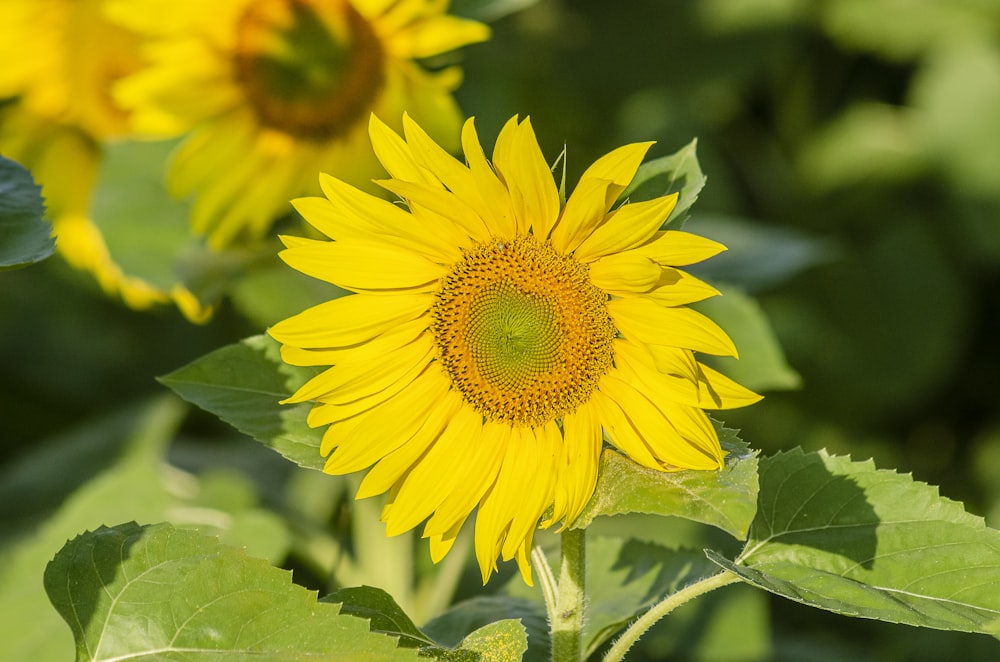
[574,194,678,263]
[609,296,739,357]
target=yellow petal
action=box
[356,388,465,499]
[643,268,721,306]
[589,253,662,294]
[279,237,445,292]
[368,113,440,185]
[461,117,518,237]
[279,316,426,366]
[574,194,678,263]
[382,405,484,534]
[323,368,449,474]
[401,113,511,237]
[284,333,433,405]
[550,176,616,254]
[601,373,721,470]
[696,363,763,410]
[388,15,490,59]
[632,230,727,266]
[612,339,701,408]
[423,419,508,538]
[549,141,653,251]
[546,408,601,529]
[591,386,661,470]
[492,117,559,238]
[377,178,490,243]
[608,296,738,357]
[268,293,429,349]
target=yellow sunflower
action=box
[268,114,761,584]
[109,0,489,249]
[0,0,208,322]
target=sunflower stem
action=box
[551,527,586,662]
[602,570,741,662]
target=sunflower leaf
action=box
[572,427,758,539]
[620,138,706,226]
[423,596,547,662]
[0,155,53,270]
[44,522,422,661]
[711,448,1000,637]
[322,585,436,649]
[159,334,325,470]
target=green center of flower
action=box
[431,236,616,427]
[235,0,384,140]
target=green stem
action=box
[602,570,741,662]
[551,528,586,662]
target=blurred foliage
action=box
[4,0,1000,659]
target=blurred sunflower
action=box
[269,114,761,584]
[109,0,489,249]
[0,0,208,321]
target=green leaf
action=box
[0,155,54,270]
[323,586,435,649]
[572,428,759,539]
[456,619,528,662]
[694,285,801,392]
[160,334,325,470]
[713,449,1000,636]
[45,522,421,661]
[424,596,546,662]
[620,138,706,226]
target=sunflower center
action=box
[235,0,384,140]
[431,236,616,427]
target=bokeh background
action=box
[3,0,1000,659]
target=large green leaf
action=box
[572,428,758,539]
[160,334,324,470]
[45,522,421,661]
[620,138,706,226]
[454,619,528,662]
[713,449,1000,637]
[0,155,53,270]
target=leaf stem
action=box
[602,570,741,662]
[551,528,586,662]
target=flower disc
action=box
[235,0,384,139]
[431,235,616,427]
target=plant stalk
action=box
[602,570,741,662]
[551,527,586,662]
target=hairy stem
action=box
[551,528,586,662]
[603,570,741,662]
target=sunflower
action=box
[268,114,761,584]
[108,0,489,249]
[0,0,209,321]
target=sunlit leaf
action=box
[573,428,758,539]
[713,449,1000,637]
[620,138,706,226]
[0,155,53,270]
[455,619,528,662]
[45,522,421,661]
[424,596,547,662]
[159,335,324,470]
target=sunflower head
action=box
[269,113,761,584]
[110,0,490,247]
